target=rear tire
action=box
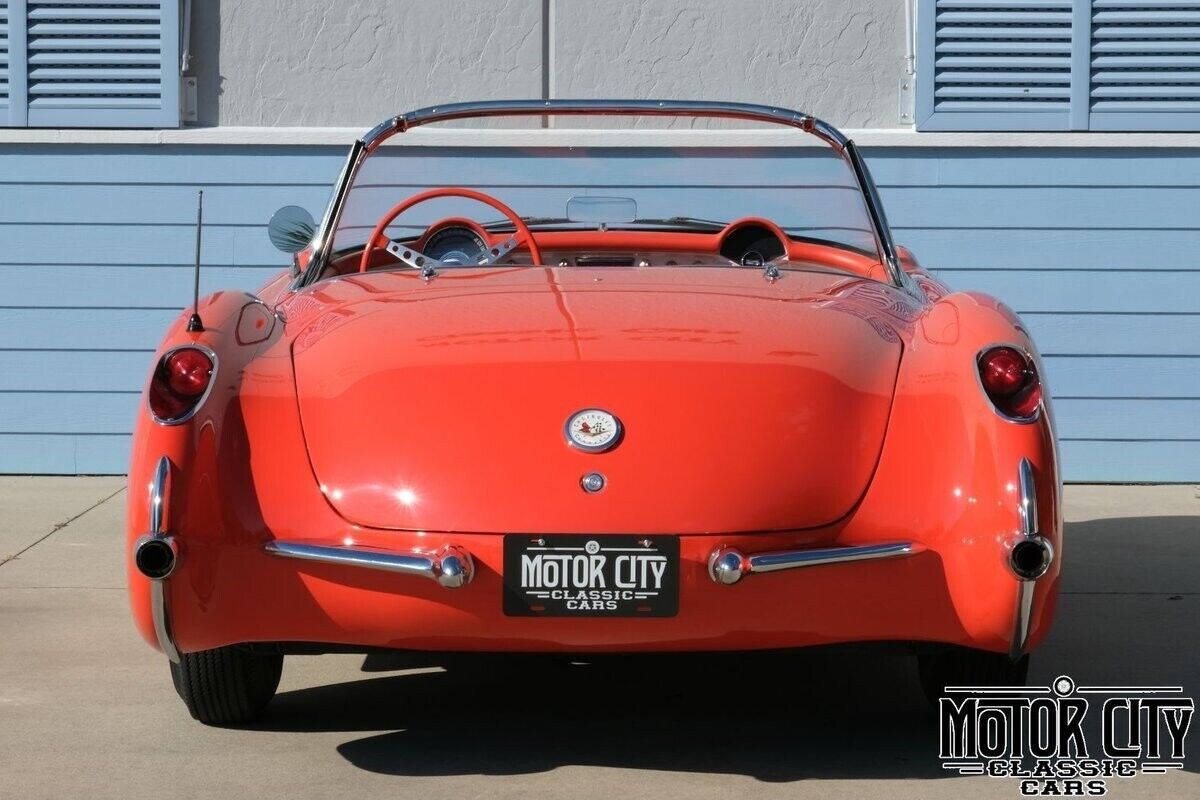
[169,646,283,725]
[917,647,1029,706]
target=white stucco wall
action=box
[190,0,905,128]
[553,0,904,128]
[192,0,544,127]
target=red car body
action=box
[125,101,1061,722]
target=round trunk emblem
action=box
[565,409,622,453]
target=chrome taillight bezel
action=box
[148,344,219,426]
[975,343,1042,424]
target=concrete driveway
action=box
[1,479,1197,799]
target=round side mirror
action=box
[267,206,316,254]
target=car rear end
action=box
[127,271,1059,662]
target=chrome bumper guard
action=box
[1009,457,1055,661]
[135,456,181,664]
[264,541,474,589]
[708,541,917,586]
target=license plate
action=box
[503,534,679,617]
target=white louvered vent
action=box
[933,0,1075,114]
[27,1,163,110]
[20,0,178,126]
[1091,1,1200,113]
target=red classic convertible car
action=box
[127,100,1061,724]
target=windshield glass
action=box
[317,105,892,280]
[333,144,877,258]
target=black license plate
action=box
[503,534,679,617]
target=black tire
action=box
[169,646,283,725]
[918,647,1029,706]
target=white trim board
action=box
[4,127,1200,148]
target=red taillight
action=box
[978,346,1041,420]
[979,347,1027,396]
[165,348,212,396]
[148,347,214,422]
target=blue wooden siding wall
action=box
[0,144,1197,480]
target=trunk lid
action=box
[289,267,904,533]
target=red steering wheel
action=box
[359,187,542,273]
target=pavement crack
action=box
[0,486,126,568]
[1062,591,1197,596]
[0,586,124,591]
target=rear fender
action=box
[126,291,283,650]
[850,291,1062,652]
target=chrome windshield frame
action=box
[297,99,905,288]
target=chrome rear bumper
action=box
[264,541,474,588]
[266,538,914,591]
[707,541,918,585]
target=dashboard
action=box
[331,216,884,281]
[419,220,790,268]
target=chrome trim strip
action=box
[149,343,220,426]
[373,100,848,149]
[844,140,905,288]
[708,541,916,586]
[141,456,180,664]
[299,139,364,289]
[299,99,902,287]
[264,541,474,589]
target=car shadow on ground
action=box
[265,649,944,781]
[252,516,1199,781]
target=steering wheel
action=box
[359,187,542,273]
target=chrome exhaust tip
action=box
[134,534,179,580]
[1009,535,1053,581]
